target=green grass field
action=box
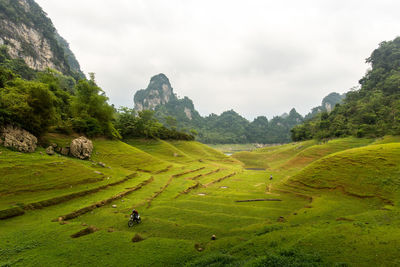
[1,136,400,266]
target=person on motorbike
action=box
[131,208,139,219]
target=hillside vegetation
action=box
[292,37,400,141]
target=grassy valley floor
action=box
[1,136,400,266]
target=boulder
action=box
[46,146,55,155]
[60,147,70,156]
[70,137,93,160]
[0,125,37,152]
[277,216,286,223]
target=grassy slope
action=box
[288,143,400,203]
[1,136,400,266]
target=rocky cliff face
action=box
[0,0,83,76]
[133,74,202,122]
[304,92,346,120]
[134,74,177,111]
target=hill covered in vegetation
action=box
[0,0,193,142]
[0,0,83,79]
[292,36,400,141]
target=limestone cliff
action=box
[133,73,203,124]
[305,92,346,120]
[0,0,83,76]
[134,74,177,111]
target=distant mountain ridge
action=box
[133,74,312,144]
[0,0,84,78]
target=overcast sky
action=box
[36,0,400,120]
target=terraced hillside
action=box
[1,136,400,266]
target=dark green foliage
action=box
[71,78,118,138]
[156,104,304,144]
[0,206,24,220]
[185,253,240,267]
[0,74,56,135]
[200,110,249,144]
[244,249,325,267]
[292,37,400,141]
[185,250,326,267]
[0,63,117,138]
[197,108,303,144]
[115,108,194,141]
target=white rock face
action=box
[325,102,332,113]
[136,103,144,112]
[0,0,70,73]
[134,74,176,111]
[70,137,93,160]
[162,83,172,103]
[1,20,62,71]
[0,125,37,153]
[184,107,192,120]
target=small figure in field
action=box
[131,208,139,218]
[128,208,141,227]
[269,175,273,181]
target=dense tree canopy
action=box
[292,37,400,141]
[115,108,194,141]
[0,47,192,141]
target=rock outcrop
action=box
[0,0,83,76]
[133,74,201,123]
[70,137,93,160]
[46,146,55,155]
[0,125,37,152]
[134,74,177,111]
[60,147,70,156]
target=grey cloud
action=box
[36,0,400,119]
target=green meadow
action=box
[1,136,400,266]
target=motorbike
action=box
[128,213,141,227]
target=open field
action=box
[1,136,400,266]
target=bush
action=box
[185,253,239,267]
[244,249,324,267]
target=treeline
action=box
[291,37,400,141]
[198,109,303,144]
[115,108,194,140]
[0,46,194,141]
[155,104,303,144]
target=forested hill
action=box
[0,0,84,79]
[292,36,400,141]
[134,74,317,144]
[0,0,194,142]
